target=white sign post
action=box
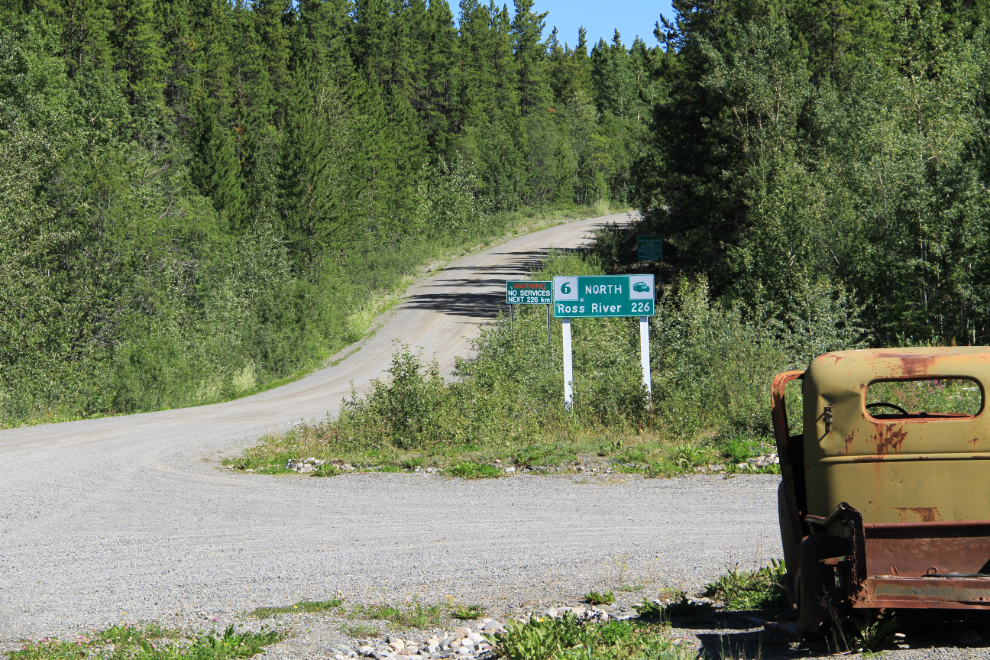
[640,316,652,401]
[552,275,655,410]
[562,318,573,410]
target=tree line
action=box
[633,0,990,351]
[0,0,656,423]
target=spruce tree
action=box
[47,0,114,78]
[277,65,331,269]
[571,26,592,94]
[110,0,166,106]
[591,31,635,119]
[346,70,397,243]
[191,98,247,229]
[420,0,458,153]
[510,0,550,115]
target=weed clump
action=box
[350,602,447,629]
[582,590,615,606]
[486,613,693,660]
[702,559,788,610]
[250,599,344,618]
[450,605,485,620]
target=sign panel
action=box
[506,280,552,305]
[552,275,655,318]
[637,235,663,262]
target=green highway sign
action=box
[506,280,552,304]
[637,235,663,262]
[552,275,655,318]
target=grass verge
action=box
[223,433,781,481]
[250,598,344,618]
[487,614,694,660]
[8,623,283,660]
[224,248,788,481]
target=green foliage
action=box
[485,614,693,660]
[0,1,646,426]
[312,463,343,477]
[850,616,899,653]
[829,613,899,654]
[702,559,788,610]
[450,604,484,620]
[250,599,344,618]
[582,590,614,606]
[341,623,378,637]
[350,602,446,629]
[718,437,772,464]
[639,0,990,347]
[231,245,854,470]
[9,623,283,660]
[444,462,503,479]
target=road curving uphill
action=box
[0,213,780,647]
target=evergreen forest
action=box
[0,0,654,424]
[5,0,990,430]
[635,0,990,353]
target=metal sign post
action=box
[552,275,656,409]
[640,316,652,398]
[546,305,551,347]
[562,318,573,409]
[505,281,551,336]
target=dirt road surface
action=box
[0,214,781,646]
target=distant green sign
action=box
[552,275,655,318]
[506,280,552,305]
[638,235,663,262]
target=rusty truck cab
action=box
[773,347,990,637]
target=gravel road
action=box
[0,213,982,658]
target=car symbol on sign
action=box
[632,282,651,292]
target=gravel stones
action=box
[333,621,498,660]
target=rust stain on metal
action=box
[819,352,846,365]
[874,424,907,454]
[843,431,856,456]
[868,350,938,378]
[894,507,943,523]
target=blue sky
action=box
[531,0,675,51]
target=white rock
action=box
[468,633,483,644]
[503,467,516,474]
[545,608,558,618]
[456,648,470,655]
